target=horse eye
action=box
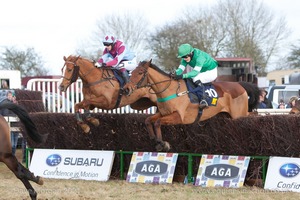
[67,68,72,72]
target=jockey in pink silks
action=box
[97,34,137,83]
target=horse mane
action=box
[67,55,94,64]
[141,60,170,77]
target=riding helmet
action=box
[177,44,194,58]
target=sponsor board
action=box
[29,149,114,181]
[126,152,178,184]
[264,156,300,192]
[195,154,250,187]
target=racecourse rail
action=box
[26,78,290,115]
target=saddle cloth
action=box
[185,79,218,106]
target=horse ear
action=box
[149,59,152,64]
[63,56,67,61]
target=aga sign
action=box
[126,152,178,184]
[195,154,250,188]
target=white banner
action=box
[265,156,300,192]
[195,155,250,187]
[126,152,178,184]
[29,149,115,181]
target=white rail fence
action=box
[26,78,291,115]
[26,78,156,114]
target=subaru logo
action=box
[46,154,62,166]
[279,163,300,178]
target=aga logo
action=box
[46,154,62,166]
[135,161,168,176]
[204,164,239,180]
[279,163,300,178]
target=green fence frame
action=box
[26,148,269,185]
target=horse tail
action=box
[0,102,46,143]
[238,82,260,112]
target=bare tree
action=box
[215,0,290,75]
[148,7,227,72]
[0,46,48,77]
[287,40,300,68]
[149,0,290,75]
[76,12,151,62]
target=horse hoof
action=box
[79,124,90,134]
[163,142,171,151]
[90,118,100,126]
[155,143,164,152]
[37,176,44,185]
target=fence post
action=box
[188,154,193,183]
[120,151,124,180]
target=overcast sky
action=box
[0,0,299,75]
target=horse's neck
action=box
[78,61,101,82]
[148,68,175,96]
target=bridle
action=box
[61,56,97,84]
[130,65,173,95]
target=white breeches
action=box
[193,67,218,83]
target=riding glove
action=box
[173,74,183,80]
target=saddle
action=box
[185,79,218,107]
[100,67,126,87]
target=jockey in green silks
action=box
[172,43,218,108]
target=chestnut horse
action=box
[59,55,157,133]
[0,102,46,200]
[124,60,259,151]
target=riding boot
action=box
[196,80,208,109]
[121,70,130,84]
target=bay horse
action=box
[0,102,46,200]
[124,60,260,151]
[59,55,157,133]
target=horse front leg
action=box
[75,102,90,133]
[145,113,162,140]
[84,108,100,127]
[154,111,183,152]
[145,113,171,151]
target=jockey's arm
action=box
[183,66,202,79]
[175,65,185,75]
[183,70,199,78]
[106,45,126,67]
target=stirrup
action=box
[199,99,208,109]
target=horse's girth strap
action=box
[113,88,123,109]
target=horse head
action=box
[124,60,151,95]
[59,55,81,92]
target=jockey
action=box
[97,34,137,83]
[172,43,218,108]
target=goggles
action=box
[103,42,112,46]
[181,55,190,59]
